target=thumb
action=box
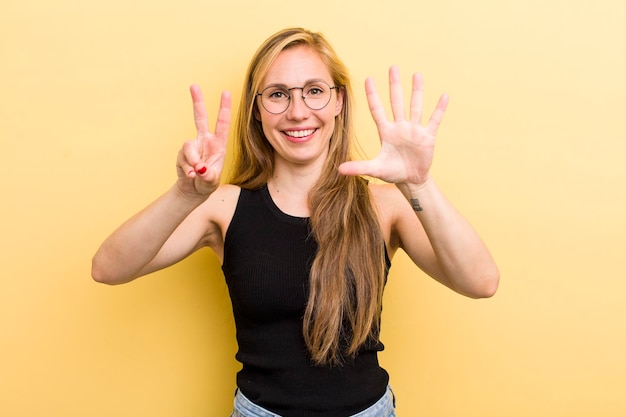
[338,160,377,177]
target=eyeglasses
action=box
[256,80,338,114]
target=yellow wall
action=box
[2,0,625,415]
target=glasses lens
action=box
[259,81,334,114]
[302,82,332,110]
[261,87,290,114]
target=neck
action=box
[270,153,325,192]
[267,161,323,217]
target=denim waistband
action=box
[231,385,396,417]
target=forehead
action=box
[261,45,332,86]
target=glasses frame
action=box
[256,80,338,115]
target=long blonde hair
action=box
[230,28,387,365]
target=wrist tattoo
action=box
[409,198,423,212]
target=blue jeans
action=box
[230,385,396,417]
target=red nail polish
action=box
[197,166,207,175]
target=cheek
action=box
[259,117,281,145]
[257,112,274,135]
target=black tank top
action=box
[222,185,390,417]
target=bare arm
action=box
[91,86,232,284]
[341,67,499,298]
[92,187,211,284]
[395,180,499,298]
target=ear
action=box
[333,86,344,116]
[253,105,261,121]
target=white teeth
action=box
[285,129,315,138]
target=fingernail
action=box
[197,166,207,175]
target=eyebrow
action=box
[261,78,330,89]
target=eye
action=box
[305,85,325,97]
[266,88,289,100]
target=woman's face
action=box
[256,45,344,171]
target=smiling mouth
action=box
[284,128,316,138]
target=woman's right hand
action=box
[176,85,231,198]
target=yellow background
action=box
[2,0,625,415]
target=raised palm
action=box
[339,66,448,186]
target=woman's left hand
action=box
[338,66,448,186]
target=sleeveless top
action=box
[221,185,391,417]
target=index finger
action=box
[190,84,209,136]
[426,93,449,136]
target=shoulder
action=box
[368,182,403,203]
[203,183,241,224]
[206,183,242,207]
[196,184,241,252]
[368,182,411,254]
[368,182,412,218]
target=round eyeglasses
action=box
[256,80,338,114]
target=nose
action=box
[285,89,310,120]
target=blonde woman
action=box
[92,27,499,417]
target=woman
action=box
[92,27,499,417]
